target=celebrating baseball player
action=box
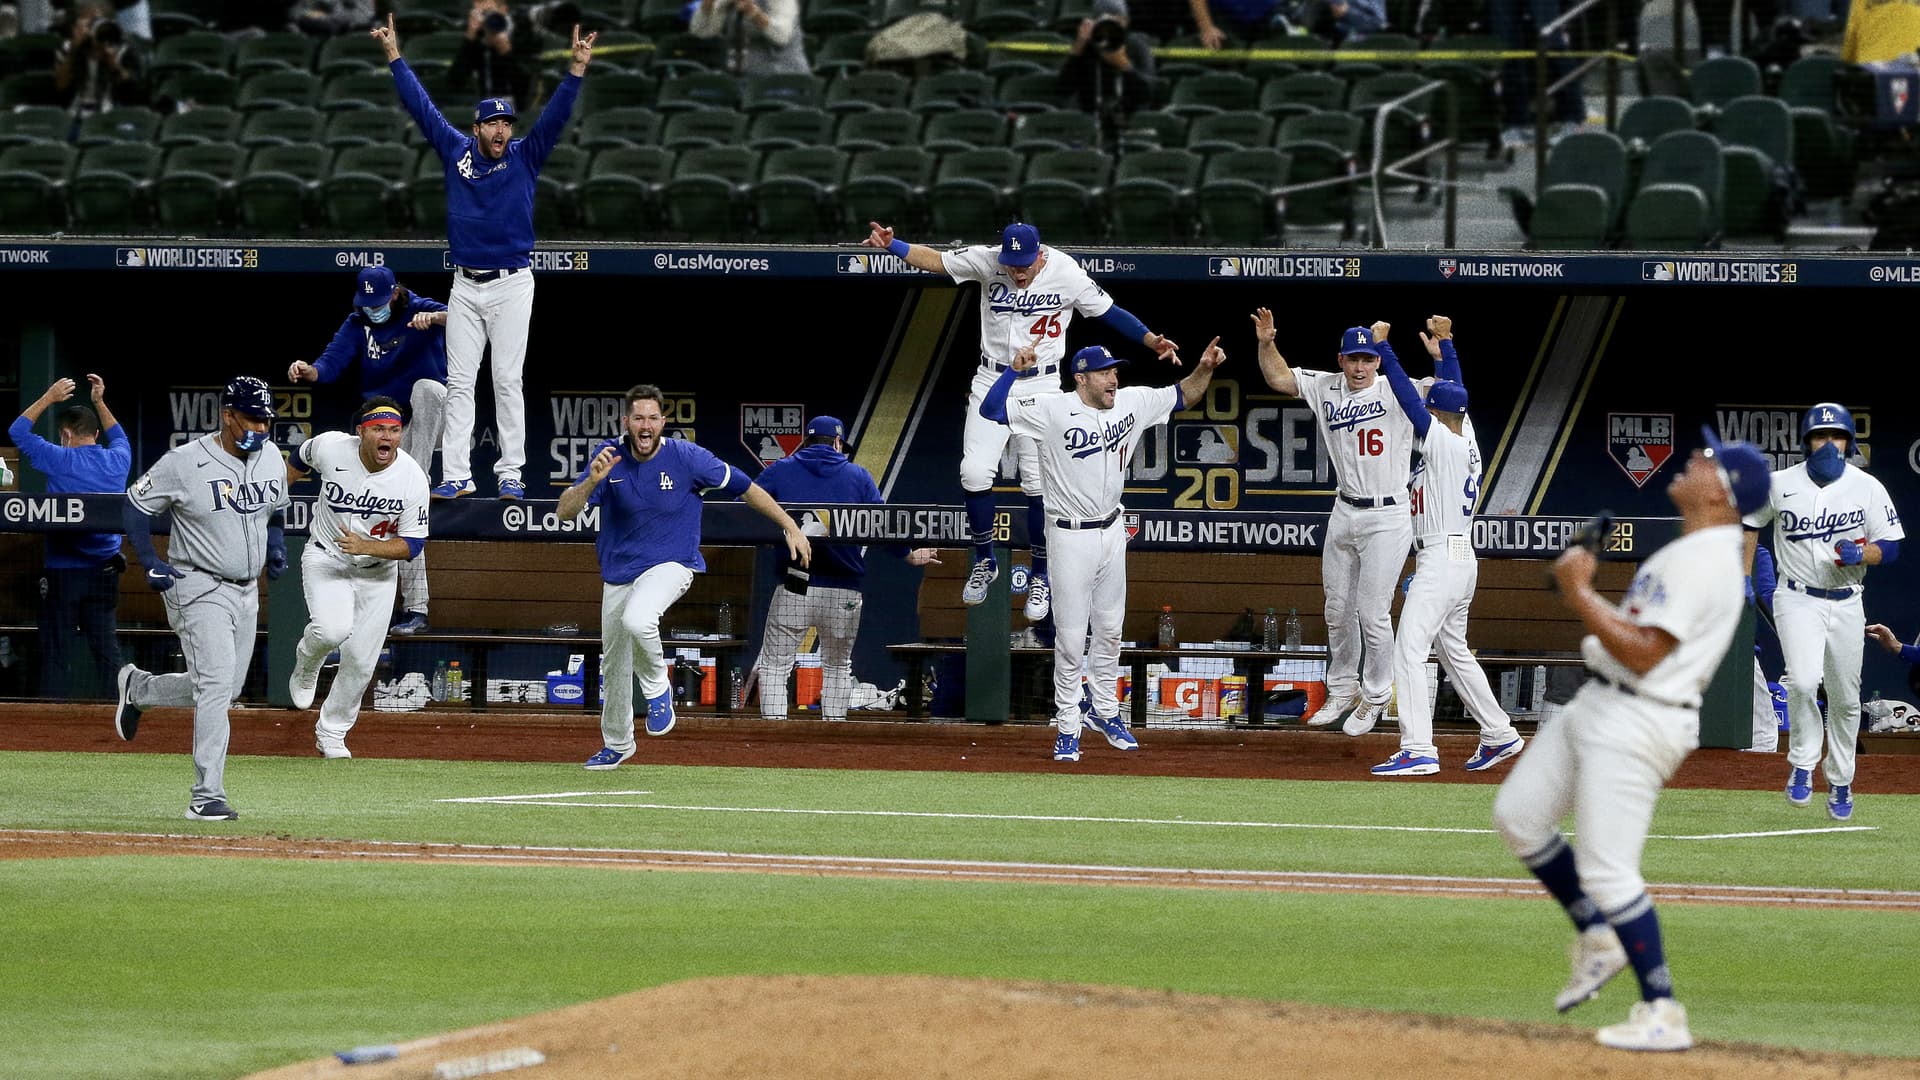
[373,13,595,503]
[860,221,1179,622]
[559,385,810,766]
[285,398,432,759]
[1742,403,1903,820]
[289,266,447,635]
[751,416,939,721]
[1257,316,1415,735]
[113,377,290,821]
[1368,317,1523,776]
[981,338,1227,762]
[1493,429,1771,1052]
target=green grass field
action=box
[2,750,1915,1079]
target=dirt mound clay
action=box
[243,975,1907,1080]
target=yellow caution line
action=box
[989,41,1637,62]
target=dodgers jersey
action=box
[297,432,431,570]
[1006,383,1181,521]
[1408,415,1481,538]
[1294,370,1415,500]
[581,436,737,583]
[128,433,290,580]
[1743,462,1903,590]
[1582,524,1745,706]
[945,245,1114,377]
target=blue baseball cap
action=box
[998,222,1041,268]
[1339,326,1380,356]
[474,96,516,123]
[1426,379,1468,414]
[806,416,846,440]
[1700,425,1772,516]
[354,265,395,307]
[1072,345,1122,374]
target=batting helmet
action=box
[223,376,275,420]
[1799,402,1854,446]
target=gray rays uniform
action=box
[125,434,289,804]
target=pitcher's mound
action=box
[243,975,1907,1080]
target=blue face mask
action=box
[362,303,391,325]
[235,428,267,454]
[1806,440,1845,486]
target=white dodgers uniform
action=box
[1744,462,1903,790]
[1495,525,1745,913]
[1295,370,1415,705]
[294,432,431,746]
[1005,380,1181,729]
[1394,414,1520,760]
[947,245,1115,496]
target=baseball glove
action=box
[1545,510,1615,592]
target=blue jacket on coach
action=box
[7,415,131,568]
[311,291,449,403]
[390,58,581,269]
[754,444,884,590]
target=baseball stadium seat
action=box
[968,0,1045,34]
[1049,0,1099,33]
[1334,31,1417,81]
[1184,110,1276,156]
[236,144,329,235]
[745,73,827,113]
[1686,54,1762,110]
[1155,32,1235,82]
[406,147,447,234]
[1778,54,1846,110]
[152,142,247,232]
[746,107,835,151]
[1616,95,1695,152]
[1167,72,1261,119]
[1791,106,1855,201]
[0,70,60,110]
[1008,108,1097,152]
[803,0,880,34]
[238,70,323,111]
[574,145,675,236]
[68,143,161,231]
[1259,71,1346,122]
[880,0,960,24]
[832,108,922,152]
[316,34,383,78]
[1624,182,1712,249]
[649,32,728,76]
[838,146,934,233]
[157,69,241,114]
[0,105,71,147]
[636,0,698,32]
[995,71,1065,113]
[581,71,660,113]
[1196,147,1288,244]
[1712,95,1794,239]
[659,109,747,150]
[574,106,663,149]
[320,144,412,231]
[75,107,161,147]
[403,32,470,80]
[1273,115,1352,229]
[1542,130,1628,230]
[1423,55,1502,156]
[324,108,409,148]
[239,107,325,148]
[234,33,318,76]
[1119,109,1188,152]
[1636,129,1724,238]
[750,146,851,240]
[909,70,996,113]
[1015,147,1111,244]
[656,72,741,113]
[158,106,240,147]
[322,72,401,111]
[533,144,590,234]
[825,70,912,113]
[1242,34,1306,82]
[660,146,755,238]
[151,31,237,82]
[1107,148,1201,244]
[926,147,1022,240]
[1527,182,1611,250]
[0,142,76,231]
[985,30,1070,75]
[922,109,1009,153]
[812,32,876,79]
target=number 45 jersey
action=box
[944,244,1114,381]
[298,431,431,570]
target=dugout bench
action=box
[372,630,747,713]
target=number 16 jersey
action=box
[1294,370,1415,501]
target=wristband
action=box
[888,238,910,258]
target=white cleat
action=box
[1303,694,1356,728]
[1596,998,1692,1052]
[316,734,352,759]
[1023,571,1052,621]
[1342,699,1386,736]
[289,660,320,711]
[961,557,998,606]
[1556,924,1629,1012]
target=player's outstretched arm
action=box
[558,443,618,521]
[1421,315,1462,384]
[741,483,812,567]
[1373,337,1430,437]
[370,12,401,61]
[1177,337,1226,409]
[862,222,947,275]
[1250,307,1298,397]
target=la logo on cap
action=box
[363,281,373,293]
[1009,238,1021,251]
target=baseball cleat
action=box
[185,799,240,821]
[1785,766,1813,806]
[1595,998,1691,1052]
[316,734,352,759]
[498,479,526,500]
[289,659,321,711]
[113,663,143,741]
[1556,924,1628,1012]
[1342,699,1386,736]
[644,690,676,737]
[584,745,635,770]
[390,610,428,635]
[1086,713,1139,751]
[961,557,998,606]
[1827,784,1853,821]
[1464,736,1525,771]
[1051,730,1081,762]
[1370,750,1439,776]
[431,478,475,499]
[1023,572,1052,621]
[1303,693,1356,728]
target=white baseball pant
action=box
[294,545,398,744]
[1492,685,1696,912]
[1773,588,1864,787]
[399,378,446,615]
[128,573,258,804]
[442,269,533,488]
[1047,517,1127,730]
[962,367,1045,496]
[757,585,862,720]
[1750,657,1779,752]
[1323,500,1413,704]
[1392,542,1519,758]
[598,562,695,753]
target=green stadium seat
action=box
[240,107,325,148]
[535,143,591,235]
[1258,71,1345,123]
[1167,72,1260,118]
[927,146,1021,240]
[0,105,71,147]
[575,145,674,237]
[881,0,961,24]
[637,0,698,33]
[235,33,318,76]
[1778,55,1846,111]
[575,106,663,149]
[910,70,996,113]
[1015,147,1110,243]
[405,32,471,79]
[236,145,329,235]
[803,0,879,35]
[1542,130,1627,230]
[158,106,240,147]
[1184,110,1275,156]
[76,107,161,147]
[1424,59,1501,156]
[151,31,237,81]
[1713,96,1793,239]
[650,32,727,76]
[813,32,875,79]
[1197,147,1287,243]
[0,70,60,109]
[656,73,741,113]
[1155,33,1234,82]
[1687,55,1762,110]
[840,146,933,233]
[986,30,1069,74]
[1637,129,1724,239]
[969,0,1046,34]
[239,70,324,111]
[1528,182,1610,250]
[1617,95,1695,151]
[1277,110,1362,154]
[746,107,836,150]
[320,144,412,231]
[833,108,922,152]
[324,108,409,148]
[660,109,748,150]
[1109,148,1202,244]
[1624,182,1712,249]
[1791,107,1855,201]
[923,109,1008,153]
[661,146,756,238]
[1275,114,1353,228]
[745,73,827,113]
[0,141,78,180]
[407,147,447,234]
[751,145,850,240]
[0,32,63,76]
[152,142,247,233]
[995,71,1064,112]
[317,34,385,77]
[826,70,911,113]
[1348,72,1433,191]
[0,142,76,231]
[582,71,660,113]
[147,0,214,36]
[1119,109,1187,152]
[68,143,162,231]
[323,72,400,111]
[1009,108,1096,151]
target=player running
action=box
[285,398,432,759]
[860,221,1179,621]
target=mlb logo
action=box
[1207,257,1242,277]
[115,248,147,267]
[1174,424,1239,465]
[1438,258,1456,278]
[1642,261,1676,281]
[1123,512,1140,541]
[1892,76,1911,117]
[836,254,870,274]
[740,403,804,464]
[1606,412,1675,488]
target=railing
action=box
[1367,77,1458,249]
[1534,0,1625,196]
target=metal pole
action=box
[1445,81,1459,249]
[1605,0,1619,130]
[1533,40,1549,197]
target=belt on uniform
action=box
[989,360,1059,376]
[1415,533,1466,550]
[1339,493,1398,508]
[187,567,253,587]
[1054,509,1120,531]
[1784,578,1858,601]
[458,266,524,283]
[1586,671,1696,711]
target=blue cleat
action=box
[584,745,634,770]
[432,478,475,499]
[1086,714,1139,751]
[1371,750,1440,776]
[1463,737,1525,772]
[1827,784,1853,821]
[645,690,676,737]
[1051,730,1081,762]
[1785,767,1813,806]
[498,479,526,500]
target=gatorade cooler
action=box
[796,655,823,709]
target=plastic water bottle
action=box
[431,660,447,702]
[716,601,733,636]
[448,661,463,702]
[1156,605,1177,648]
[1284,607,1303,651]
[1261,608,1280,651]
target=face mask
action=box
[235,428,267,454]
[362,303,391,325]
[1806,440,1845,486]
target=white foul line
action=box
[433,793,1877,841]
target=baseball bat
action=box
[1544,510,1615,592]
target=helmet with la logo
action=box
[1798,402,1855,448]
